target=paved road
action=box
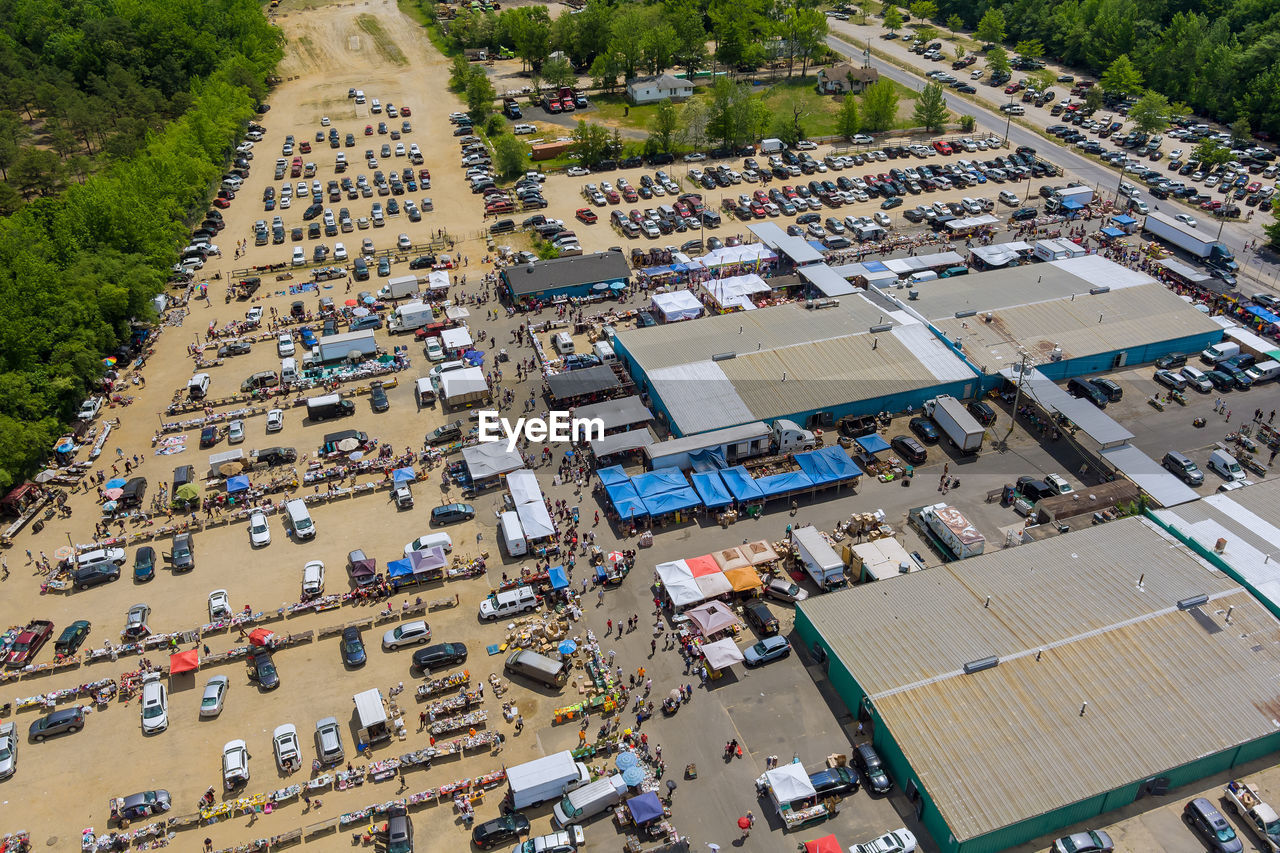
[824,32,1280,296]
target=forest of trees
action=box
[0,0,281,487]
[936,0,1280,138]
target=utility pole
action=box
[1003,97,1014,145]
[1003,349,1030,445]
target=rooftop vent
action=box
[869,323,894,333]
[955,309,977,318]
[1177,593,1209,610]
[1089,286,1111,295]
[712,352,736,362]
[963,656,999,674]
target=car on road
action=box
[431,502,475,525]
[201,675,229,717]
[29,706,85,742]
[222,739,250,789]
[1051,829,1115,853]
[54,620,91,656]
[412,641,468,671]
[383,620,431,650]
[743,635,791,666]
[140,673,168,733]
[273,724,301,771]
[248,511,271,547]
[339,626,367,667]
[1175,213,1198,227]
[472,812,530,850]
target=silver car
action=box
[201,675,229,717]
[382,620,431,650]
[763,575,809,604]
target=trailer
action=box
[790,526,847,590]
[917,503,985,560]
[923,396,983,453]
[1143,211,1238,271]
[387,301,434,335]
[310,329,378,364]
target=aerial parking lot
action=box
[7,0,1280,851]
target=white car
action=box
[200,676,228,718]
[382,620,431,650]
[513,124,537,134]
[873,211,892,227]
[0,722,16,779]
[795,140,817,150]
[683,152,707,161]
[227,420,245,444]
[851,828,917,853]
[320,116,330,126]
[208,589,232,620]
[266,408,284,432]
[426,337,444,361]
[567,166,590,177]
[851,134,874,145]
[302,561,325,597]
[273,724,302,771]
[277,334,295,357]
[140,673,168,734]
[398,233,411,251]
[222,740,250,790]
[1175,213,1198,227]
[248,511,272,547]
[292,247,305,266]
[333,243,347,262]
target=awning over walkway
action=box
[591,429,655,457]
[798,264,857,297]
[573,396,653,431]
[1099,444,1201,507]
[1001,367,1134,448]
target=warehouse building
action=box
[501,250,631,304]
[909,255,1223,381]
[611,293,979,437]
[794,517,1280,853]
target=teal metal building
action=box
[795,518,1280,853]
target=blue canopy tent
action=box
[549,565,569,590]
[386,558,413,580]
[1060,199,1084,218]
[1246,305,1280,325]
[226,475,250,493]
[855,434,892,454]
[793,446,863,485]
[1111,214,1136,226]
[688,446,728,471]
[605,480,647,520]
[393,467,416,483]
[632,470,703,516]
[690,471,733,508]
[1099,227,1125,239]
[626,791,665,825]
[720,466,764,502]
[597,466,631,486]
[755,470,814,498]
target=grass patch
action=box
[355,14,409,66]
[588,95,661,132]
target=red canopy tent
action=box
[169,650,199,674]
[804,835,842,853]
[248,628,276,647]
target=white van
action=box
[552,774,629,828]
[1207,449,1245,481]
[499,511,528,557]
[280,357,298,384]
[1245,359,1280,384]
[285,499,316,539]
[354,90,366,104]
[370,98,382,114]
[188,373,211,399]
[553,332,575,355]
[406,531,452,554]
[907,270,939,284]
[592,341,617,364]
[1005,104,1025,115]
[1200,341,1240,365]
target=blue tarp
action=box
[642,265,676,276]
[793,446,863,485]
[549,565,569,589]
[605,480,647,520]
[720,466,764,501]
[627,792,665,824]
[856,434,892,454]
[633,468,703,516]
[1099,227,1125,238]
[756,470,814,497]
[597,465,630,486]
[393,467,416,483]
[387,558,413,579]
[690,471,733,508]
[863,261,889,272]
[632,468,690,493]
[688,446,728,472]
[226,475,250,493]
[1061,199,1083,209]
[1246,305,1280,325]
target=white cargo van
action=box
[280,357,297,384]
[499,511,528,557]
[1207,449,1245,481]
[553,332,575,354]
[1201,341,1241,365]
[1245,359,1280,384]
[907,270,939,284]
[285,499,316,539]
[592,341,617,364]
[552,774,629,827]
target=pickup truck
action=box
[4,620,54,668]
[1224,780,1280,851]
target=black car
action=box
[248,650,279,690]
[809,766,859,798]
[73,564,120,590]
[412,642,468,671]
[636,311,657,328]
[1183,797,1243,853]
[742,599,779,636]
[200,425,219,448]
[218,341,252,357]
[967,400,996,426]
[855,743,891,794]
[908,417,940,443]
[369,382,389,412]
[1016,476,1056,502]
[890,435,927,465]
[340,627,367,667]
[1155,353,1188,370]
[1012,206,1038,221]
[54,620,92,655]
[472,813,530,849]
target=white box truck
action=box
[353,688,390,747]
[387,301,434,335]
[920,503,985,560]
[499,510,528,557]
[790,525,847,589]
[923,396,984,453]
[506,750,591,809]
[378,274,419,301]
[310,329,378,364]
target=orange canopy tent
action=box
[803,835,842,853]
[169,649,199,674]
[723,566,762,592]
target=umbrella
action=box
[345,299,358,306]
[737,817,752,830]
[105,478,127,489]
[103,357,117,367]
[103,488,124,500]
[669,688,681,703]
[56,443,75,454]
[610,282,627,291]
[706,845,720,853]
[102,500,118,512]
[176,482,201,502]
[54,546,75,560]
[248,628,275,646]
[621,766,644,786]
[352,307,370,317]
[363,296,376,305]
[558,639,577,654]
[348,451,364,461]
[615,751,638,770]
[393,467,416,484]
[337,438,360,452]
[219,462,243,476]
[606,550,625,565]
[592,282,610,291]
[33,470,59,483]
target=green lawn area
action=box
[588,95,662,132]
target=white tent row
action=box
[651,290,705,323]
[656,559,704,607]
[701,274,770,311]
[506,468,555,539]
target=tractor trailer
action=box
[1143,211,1238,272]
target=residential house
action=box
[626,74,695,105]
[817,62,880,94]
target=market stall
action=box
[756,762,828,829]
[655,560,704,609]
[684,601,741,638]
[650,291,704,324]
[699,637,744,677]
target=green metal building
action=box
[795,518,1280,853]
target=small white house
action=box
[626,74,694,105]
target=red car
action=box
[1004,83,1021,94]
[364,125,374,135]
[782,185,798,199]
[1247,181,1262,194]
[212,197,231,209]
[604,189,620,204]
[629,209,644,224]
[753,189,769,203]
[5,620,53,668]
[299,141,311,153]
[674,201,691,217]
[418,169,431,182]
[933,140,952,155]
[622,187,638,202]
[575,208,598,224]
[401,106,411,116]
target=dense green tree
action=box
[912,81,948,131]
[466,73,497,124]
[493,133,527,178]
[975,8,1005,45]
[909,1,937,20]
[648,99,680,154]
[882,5,904,32]
[861,79,899,131]
[1231,117,1252,146]
[1193,140,1232,170]
[449,55,474,92]
[1014,39,1044,59]
[915,25,937,43]
[946,13,963,31]
[986,45,1010,77]
[669,3,709,80]
[772,102,808,147]
[835,94,861,140]
[1129,91,1173,134]
[1100,54,1143,95]
[679,99,710,150]
[541,56,576,89]
[570,120,612,166]
[1084,86,1104,111]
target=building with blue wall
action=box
[502,250,631,305]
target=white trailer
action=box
[353,688,390,747]
[790,525,847,589]
[311,329,378,364]
[920,503,985,560]
[923,395,983,453]
[379,274,419,300]
[387,301,434,334]
[506,750,591,809]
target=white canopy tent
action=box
[445,305,470,321]
[438,367,487,401]
[428,270,451,291]
[440,326,473,352]
[762,762,817,806]
[506,468,555,539]
[461,442,524,480]
[650,290,705,323]
[656,559,704,608]
[700,637,745,670]
[694,572,732,600]
[702,274,770,311]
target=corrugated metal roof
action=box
[935,283,1222,371]
[801,518,1280,842]
[647,362,755,434]
[645,422,771,461]
[1100,443,1200,506]
[504,251,630,296]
